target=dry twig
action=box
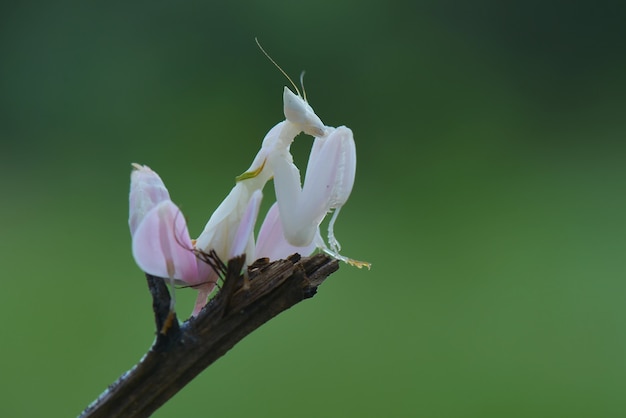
[79,253,339,418]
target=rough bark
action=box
[79,253,339,418]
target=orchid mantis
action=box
[248,40,367,266]
[129,51,368,316]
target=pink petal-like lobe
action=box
[132,200,200,283]
[129,164,171,236]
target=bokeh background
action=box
[2,1,626,417]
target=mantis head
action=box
[283,87,327,138]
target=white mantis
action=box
[129,49,369,315]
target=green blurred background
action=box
[2,1,626,417]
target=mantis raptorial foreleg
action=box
[268,123,369,268]
[304,126,356,255]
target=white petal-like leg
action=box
[326,206,342,253]
[195,183,250,259]
[305,127,356,209]
[256,202,316,261]
[269,127,349,246]
[271,127,354,244]
[230,190,263,259]
[304,126,356,252]
[269,151,314,246]
[128,163,171,235]
[271,125,369,268]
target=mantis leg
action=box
[270,126,358,258]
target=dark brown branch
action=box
[79,253,339,418]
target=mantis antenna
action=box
[299,71,308,102]
[255,37,302,98]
